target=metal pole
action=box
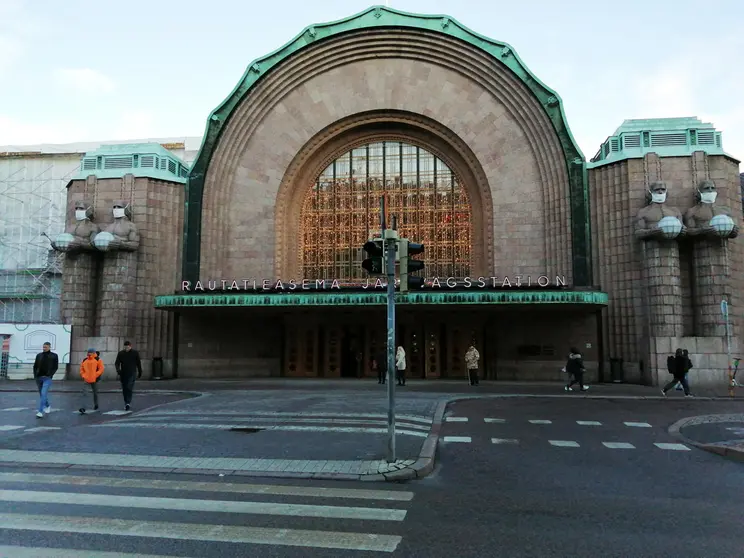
[381,199,397,463]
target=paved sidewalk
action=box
[669,413,744,463]
[2,378,742,399]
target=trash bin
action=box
[610,358,624,383]
[152,357,164,380]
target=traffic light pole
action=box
[380,198,397,463]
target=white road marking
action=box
[602,442,635,449]
[0,408,27,412]
[529,420,552,424]
[491,438,519,444]
[549,440,580,447]
[441,436,472,443]
[576,421,602,426]
[146,410,432,425]
[0,489,407,522]
[624,422,652,428]
[0,513,402,553]
[0,546,185,558]
[137,415,431,431]
[94,422,428,437]
[654,443,690,451]
[0,472,414,501]
[445,417,468,422]
[102,410,131,415]
[484,418,506,423]
[23,427,61,433]
[0,426,24,432]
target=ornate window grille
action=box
[300,141,472,282]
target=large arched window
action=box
[300,141,472,282]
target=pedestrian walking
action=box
[395,345,406,386]
[115,340,143,411]
[564,347,589,392]
[32,342,58,418]
[676,349,693,391]
[79,348,104,414]
[465,343,480,386]
[374,350,387,384]
[662,348,693,397]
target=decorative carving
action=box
[251,63,261,73]
[441,18,450,29]
[634,181,685,241]
[307,26,317,39]
[546,96,559,107]
[373,7,382,18]
[500,46,511,58]
[93,200,141,252]
[684,179,738,239]
[49,200,100,253]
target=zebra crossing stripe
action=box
[0,546,182,558]
[442,436,471,443]
[491,438,518,445]
[0,513,402,553]
[529,420,552,424]
[624,422,652,428]
[484,418,506,423]
[0,426,24,432]
[576,421,602,426]
[549,440,580,447]
[445,417,468,422]
[0,490,407,522]
[602,442,635,449]
[654,443,690,451]
[0,472,414,501]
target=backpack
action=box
[666,355,675,374]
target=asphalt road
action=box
[0,395,742,557]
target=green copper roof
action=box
[182,4,593,288]
[154,290,608,309]
[73,143,190,184]
[588,117,728,168]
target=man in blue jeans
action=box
[32,342,59,418]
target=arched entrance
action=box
[300,140,473,282]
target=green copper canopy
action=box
[155,290,608,309]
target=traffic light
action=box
[361,238,385,275]
[399,239,425,292]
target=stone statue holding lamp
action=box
[48,201,100,252]
[684,180,738,239]
[93,200,140,252]
[634,181,685,241]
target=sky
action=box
[0,0,742,163]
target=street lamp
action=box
[53,233,75,250]
[93,231,115,251]
[710,214,735,237]
[657,216,683,239]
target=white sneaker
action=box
[43,406,51,414]
[35,411,43,418]
[564,386,573,391]
[581,386,589,392]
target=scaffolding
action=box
[0,151,82,323]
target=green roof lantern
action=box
[73,143,190,184]
[588,117,729,168]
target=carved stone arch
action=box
[275,110,493,278]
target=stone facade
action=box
[59,174,183,379]
[589,152,742,387]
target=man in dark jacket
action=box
[33,342,58,418]
[564,347,589,392]
[115,340,143,411]
[662,348,693,397]
[374,351,388,384]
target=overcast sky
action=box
[0,0,742,162]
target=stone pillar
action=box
[642,242,685,339]
[692,238,730,337]
[96,251,139,340]
[60,253,99,337]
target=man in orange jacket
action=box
[79,348,104,414]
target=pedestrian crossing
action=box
[440,415,693,452]
[94,409,433,438]
[0,470,412,555]
[1,406,132,416]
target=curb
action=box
[668,414,744,464]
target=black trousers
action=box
[120,373,136,405]
[567,371,585,389]
[396,369,406,385]
[468,368,479,385]
[663,375,690,395]
[378,368,387,383]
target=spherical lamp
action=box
[657,216,683,239]
[93,231,115,251]
[710,214,735,237]
[53,233,75,250]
